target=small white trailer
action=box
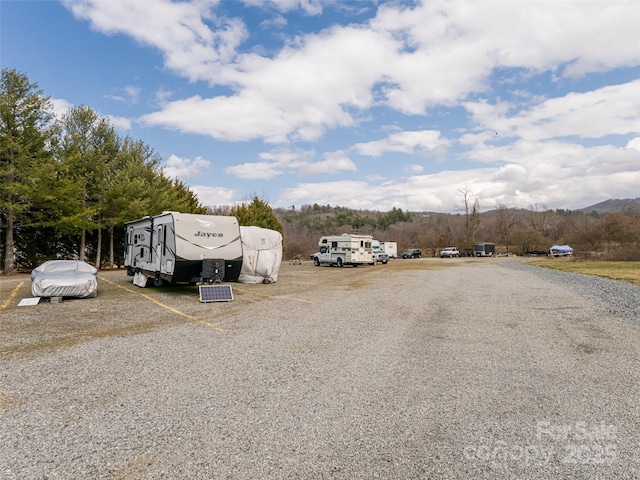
[380,241,398,258]
[312,234,373,267]
[124,212,243,286]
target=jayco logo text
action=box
[194,231,224,238]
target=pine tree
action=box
[0,69,57,273]
[230,196,284,236]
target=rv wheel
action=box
[314,257,320,266]
[336,257,344,267]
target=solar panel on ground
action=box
[199,285,234,303]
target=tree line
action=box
[275,200,640,261]
[1,68,205,273]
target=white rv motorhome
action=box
[312,234,373,267]
[124,212,243,286]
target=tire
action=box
[314,257,320,266]
[337,257,344,267]
[382,259,388,264]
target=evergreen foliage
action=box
[1,69,57,272]
[230,196,284,236]
[0,69,206,272]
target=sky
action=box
[2,0,639,213]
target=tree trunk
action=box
[80,229,86,261]
[3,210,15,274]
[95,228,102,270]
[109,226,114,269]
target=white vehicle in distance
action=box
[313,234,373,267]
[440,247,460,258]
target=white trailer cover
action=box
[238,226,283,284]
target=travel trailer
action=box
[312,234,373,267]
[238,226,283,284]
[124,212,243,286]
[380,241,398,258]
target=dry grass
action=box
[527,258,640,286]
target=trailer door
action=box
[156,224,164,272]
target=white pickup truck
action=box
[372,251,389,264]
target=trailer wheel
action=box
[314,257,320,267]
[337,257,344,267]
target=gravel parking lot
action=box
[1,257,639,479]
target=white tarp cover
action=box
[238,226,283,284]
[31,260,98,298]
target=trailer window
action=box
[157,225,166,256]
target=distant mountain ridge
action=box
[578,198,640,214]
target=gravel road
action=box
[1,258,638,479]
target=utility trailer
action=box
[124,212,243,287]
[474,242,496,257]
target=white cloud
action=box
[106,115,132,130]
[163,154,211,180]
[50,98,73,119]
[242,0,325,16]
[224,147,353,179]
[279,180,385,210]
[464,80,640,142]
[155,88,174,105]
[298,151,357,177]
[62,0,248,82]
[69,0,639,145]
[278,139,640,212]
[57,0,640,213]
[372,1,640,112]
[105,85,140,104]
[189,185,237,208]
[225,161,283,180]
[224,147,314,179]
[140,94,293,143]
[140,24,395,141]
[627,137,640,151]
[353,130,449,157]
[260,14,287,30]
[404,164,424,174]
